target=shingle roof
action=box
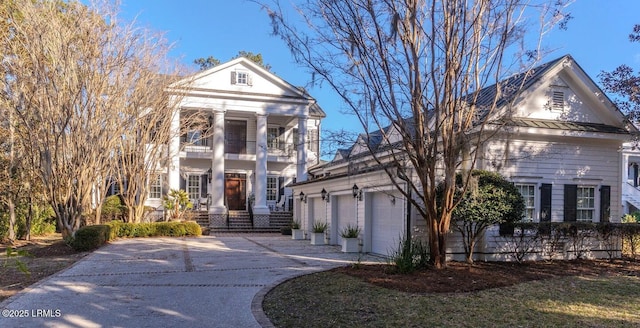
[471,55,568,109]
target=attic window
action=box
[551,90,564,111]
[231,71,252,86]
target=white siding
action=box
[484,137,621,222]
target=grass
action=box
[263,271,640,328]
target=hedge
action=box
[70,221,202,251]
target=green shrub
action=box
[340,224,361,238]
[102,195,126,221]
[183,221,202,236]
[70,225,111,251]
[312,221,328,233]
[390,237,429,274]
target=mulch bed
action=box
[333,259,640,293]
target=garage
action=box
[333,195,356,245]
[369,191,405,256]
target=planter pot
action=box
[341,238,360,253]
[291,229,305,240]
[310,232,326,245]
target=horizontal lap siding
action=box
[484,138,621,222]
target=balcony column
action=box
[209,109,227,227]
[168,105,181,190]
[296,115,308,182]
[253,113,270,227]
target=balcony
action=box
[180,138,297,162]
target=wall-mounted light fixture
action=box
[320,188,327,201]
[207,168,213,183]
[352,184,362,201]
[299,191,307,203]
[389,194,396,205]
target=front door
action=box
[225,173,246,210]
[225,120,247,154]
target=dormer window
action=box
[231,71,252,86]
[550,90,564,111]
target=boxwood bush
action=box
[70,221,202,251]
[70,225,111,251]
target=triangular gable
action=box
[489,55,635,133]
[169,57,326,117]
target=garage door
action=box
[371,191,405,256]
[335,195,356,245]
[311,197,328,230]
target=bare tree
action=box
[0,0,183,236]
[264,0,570,268]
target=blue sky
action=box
[116,0,640,136]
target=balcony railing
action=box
[181,138,297,157]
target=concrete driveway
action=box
[0,235,383,327]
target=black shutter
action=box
[278,177,285,200]
[600,185,611,222]
[201,175,208,198]
[540,183,552,222]
[230,71,236,84]
[564,184,577,222]
[180,176,186,191]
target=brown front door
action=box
[225,120,247,154]
[225,173,246,210]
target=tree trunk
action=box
[26,195,33,241]
[8,198,16,242]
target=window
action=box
[576,186,595,222]
[237,72,247,85]
[516,184,536,222]
[266,177,278,201]
[187,175,200,201]
[267,127,280,150]
[551,90,564,111]
[149,175,162,199]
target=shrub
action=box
[70,225,111,251]
[291,220,301,229]
[281,227,292,235]
[340,224,361,238]
[102,195,125,221]
[440,170,525,263]
[312,221,328,233]
[389,237,429,274]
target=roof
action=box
[472,55,568,109]
[505,118,629,134]
[325,55,632,165]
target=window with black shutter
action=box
[540,183,552,222]
[564,184,577,222]
[201,175,208,198]
[600,185,611,222]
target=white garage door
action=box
[311,197,328,229]
[335,195,356,245]
[371,191,405,256]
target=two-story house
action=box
[146,57,324,228]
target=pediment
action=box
[171,57,311,101]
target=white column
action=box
[253,113,270,215]
[296,116,308,182]
[168,106,181,190]
[209,109,226,214]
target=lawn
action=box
[263,261,640,328]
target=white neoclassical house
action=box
[293,55,637,260]
[145,57,324,228]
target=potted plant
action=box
[340,224,361,253]
[310,221,328,245]
[291,220,304,240]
